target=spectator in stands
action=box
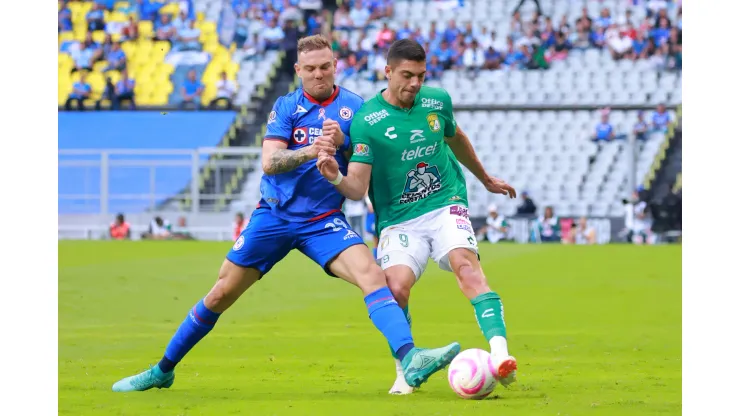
[87,2,106,31]
[540,17,556,48]
[463,40,485,79]
[592,112,616,142]
[233,212,247,241]
[104,42,127,72]
[109,213,131,240]
[666,26,681,70]
[350,1,372,31]
[71,34,101,73]
[534,206,561,243]
[59,1,73,33]
[282,19,300,75]
[175,19,202,52]
[397,20,413,40]
[95,76,116,111]
[546,31,570,63]
[630,30,649,60]
[634,111,649,141]
[262,19,285,50]
[483,45,503,70]
[142,216,172,240]
[171,217,195,240]
[65,73,92,111]
[570,19,591,51]
[279,0,304,27]
[376,22,395,49]
[476,204,510,244]
[652,103,672,131]
[333,4,352,32]
[651,17,671,47]
[576,7,593,32]
[121,16,139,41]
[211,71,237,109]
[366,44,386,82]
[516,190,537,215]
[179,69,203,110]
[564,217,596,245]
[242,33,266,60]
[434,40,454,70]
[114,69,136,110]
[443,19,461,44]
[590,26,607,49]
[427,55,444,81]
[233,10,250,48]
[154,14,177,44]
[606,23,633,60]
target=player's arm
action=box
[317,149,372,201]
[262,140,322,175]
[261,96,335,175]
[444,125,488,183]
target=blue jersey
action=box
[260,86,364,222]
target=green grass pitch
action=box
[59,241,681,415]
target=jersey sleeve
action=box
[264,96,292,142]
[349,119,374,165]
[440,90,457,137]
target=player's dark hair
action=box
[387,39,427,66]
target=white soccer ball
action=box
[447,348,497,399]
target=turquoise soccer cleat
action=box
[401,342,461,388]
[112,365,175,392]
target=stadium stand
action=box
[58,111,237,214]
[58,0,681,240]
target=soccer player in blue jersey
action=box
[112,35,460,393]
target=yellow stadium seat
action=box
[114,1,131,11]
[93,61,109,73]
[59,32,74,43]
[196,12,205,22]
[112,33,123,43]
[160,3,181,16]
[121,41,137,56]
[154,40,171,54]
[199,22,216,35]
[108,11,128,23]
[138,21,154,39]
[92,30,107,44]
[108,71,122,85]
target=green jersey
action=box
[349,86,468,235]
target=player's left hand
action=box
[483,176,517,199]
[322,119,345,147]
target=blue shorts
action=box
[226,208,365,277]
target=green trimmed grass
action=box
[59,241,681,415]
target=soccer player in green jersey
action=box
[315,39,519,395]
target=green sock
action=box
[389,305,411,360]
[472,292,507,340]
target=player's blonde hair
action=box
[297,35,332,54]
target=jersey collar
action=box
[376,88,420,112]
[303,85,340,107]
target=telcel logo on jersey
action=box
[364,109,390,126]
[400,162,442,204]
[421,98,443,110]
[401,142,438,161]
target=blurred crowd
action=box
[324,0,681,82]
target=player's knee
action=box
[455,262,490,295]
[387,277,411,306]
[354,263,387,294]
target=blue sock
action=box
[372,247,378,258]
[365,287,414,361]
[389,305,411,360]
[157,299,221,373]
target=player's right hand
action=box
[311,135,337,159]
[317,150,339,181]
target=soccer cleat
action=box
[401,342,461,388]
[491,355,518,387]
[389,358,416,395]
[112,365,175,392]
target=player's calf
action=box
[447,248,518,386]
[112,260,260,392]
